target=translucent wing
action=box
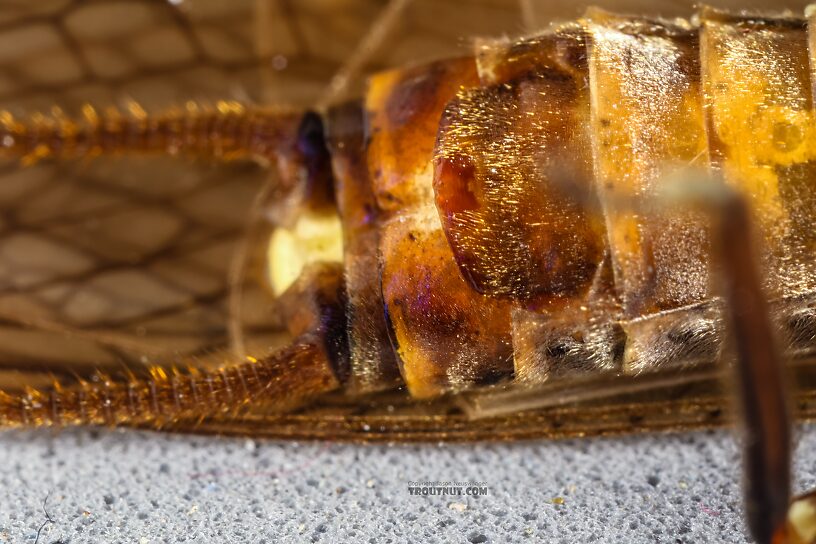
[0,156,274,367]
[0,0,283,393]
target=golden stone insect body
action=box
[0,4,815,439]
[3,3,816,541]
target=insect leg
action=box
[709,186,791,544]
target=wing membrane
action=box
[0,155,284,384]
[0,0,286,392]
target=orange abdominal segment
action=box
[379,211,513,398]
[366,58,478,212]
[586,10,711,317]
[434,29,605,308]
[586,11,715,374]
[702,9,816,299]
[433,29,614,385]
[369,58,513,398]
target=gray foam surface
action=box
[1,425,816,543]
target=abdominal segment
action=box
[366,58,513,398]
[326,101,402,394]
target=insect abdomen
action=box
[376,8,816,396]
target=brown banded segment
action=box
[369,56,513,398]
[437,29,617,386]
[586,11,711,318]
[702,9,816,299]
[0,102,339,225]
[434,30,605,309]
[326,102,401,393]
[366,57,480,213]
[380,210,513,399]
